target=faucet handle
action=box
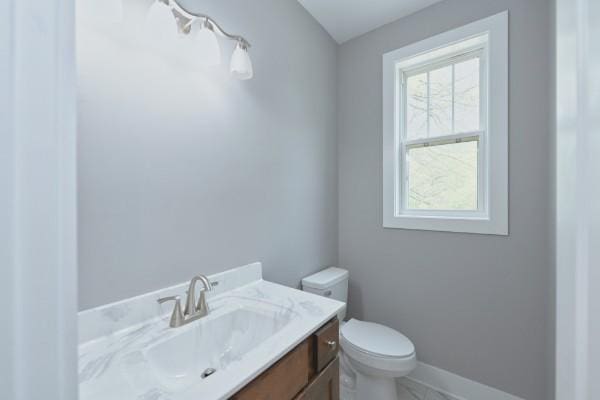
[157,295,184,328]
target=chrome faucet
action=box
[157,274,213,328]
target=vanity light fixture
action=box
[230,41,253,80]
[194,19,221,67]
[146,0,253,80]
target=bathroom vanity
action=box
[232,318,339,400]
[78,263,344,400]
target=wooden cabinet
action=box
[314,319,339,373]
[295,358,339,400]
[231,318,339,400]
[231,340,311,400]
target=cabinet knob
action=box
[326,340,337,350]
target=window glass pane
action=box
[406,72,428,140]
[407,140,478,210]
[428,65,453,137]
[454,57,480,133]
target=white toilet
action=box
[302,267,416,400]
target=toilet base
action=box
[355,373,398,400]
[340,353,399,400]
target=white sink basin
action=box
[138,299,295,392]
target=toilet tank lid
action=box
[302,267,349,290]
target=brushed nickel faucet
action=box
[158,275,213,328]
[157,295,184,328]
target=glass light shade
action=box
[195,22,221,66]
[145,0,178,42]
[230,43,254,80]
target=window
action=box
[403,51,484,212]
[383,12,508,234]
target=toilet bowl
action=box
[340,319,416,400]
[302,268,417,400]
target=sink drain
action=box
[201,368,217,379]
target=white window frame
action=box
[383,11,508,235]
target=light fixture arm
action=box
[166,0,251,48]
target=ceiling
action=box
[297,0,444,44]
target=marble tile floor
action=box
[397,377,461,400]
[341,377,461,400]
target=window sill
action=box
[383,213,508,235]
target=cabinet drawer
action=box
[314,319,339,372]
[295,357,339,400]
[231,340,310,400]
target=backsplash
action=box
[78,262,262,344]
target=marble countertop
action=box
[78,263,345,400]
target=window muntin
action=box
[398,48,486,214]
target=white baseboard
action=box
[406,362,526,400]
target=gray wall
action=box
[77,0,338,310]
[79,1,554,398]
[337,1,553,400]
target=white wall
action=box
[0,1,17,398]
[77,0,339,309]
[556,0,600,398]
[0,1,15,395]
[337,1,553,399]
[1,0,78,399]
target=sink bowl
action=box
[139,299,295,392]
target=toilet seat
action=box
[340,319,416,375]
[341,319,414,358]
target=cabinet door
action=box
[232,340,310,400]
[314,319,339,372]
[295,357,339,400]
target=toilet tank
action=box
[302,267,349,321]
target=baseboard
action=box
[406,362,526,400]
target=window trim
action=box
[383,11,508,235]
